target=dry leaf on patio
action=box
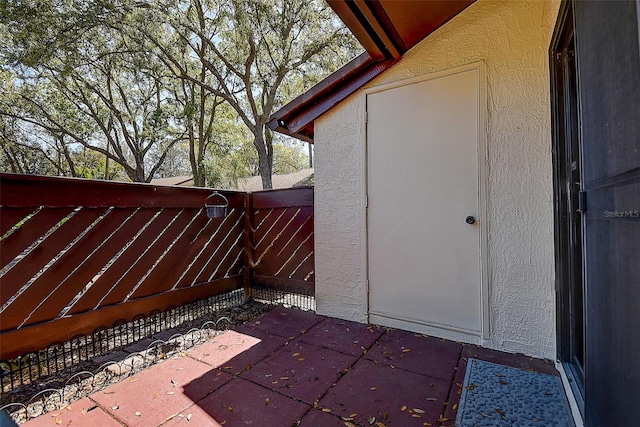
[344,423,356,427]
[401,406,407,412]
[370,387,377,391]
[135,412,141,417]
[265,398,270,405]
[228,406,233,412]
[292,353,301,357]
[298,358,306,361]
[187,414,192,421]
[368,416,376,424]
[321,408,332,413]
[375,422,386,427]
[55,418,62,425]
[413,408,425,414]
[166,391,175,395]
[112,406,119,410]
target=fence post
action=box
[243,193,254,301]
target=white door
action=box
[367,66,486,339]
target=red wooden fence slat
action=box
[0,207,37,236]
[162,211,241,290]
[0,208,106,307]
[94,209,199,306]
[128,210,211,298]
[0,207,75,270]
[26,208,157,323]
[66,208,180,314]
[251,187,313,209]
[255,208,313,274]
[1,209,134,330]
[253,207,298,258]
[0,173,245,209]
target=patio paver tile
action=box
[364,328,462,381]
[241,305,324,339]
[185,330,262,368]
[217,327,289,376]
[190,378,310,427]
[241,340,357,405]
[298,408,349,427]
[91,356,230,427]
[22,398,121,427]
[298,317,385,356]
[320,358,450,427]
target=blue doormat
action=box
[456,359,574,427]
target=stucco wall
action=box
[314,0,561,359]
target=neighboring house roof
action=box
[235,169,314,192]
[150,176,194,186]
[268,0,476,142]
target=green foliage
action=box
[0,0,361,187]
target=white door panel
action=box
[367,67,485,336]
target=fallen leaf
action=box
[368,416,376,424]
[292,353,301,357]
[349,413,358,418]
[401,406,407,412]
[375,422,386,427]
[342,417,354,421]
[135,412,141,417]
[166,391,175,395]
[452,403,458,410]
[426,398,437,401]
[413,408,425,414]
[129,378,137,383]
[321,408,332,413]
[220,421,226,425]
[111,406,119,410]
[65,406,72,411]
[298,358,306,361]
[370,387,377,391]
[228,407,233,412]
[51,413,61,417]
[280,376,289,380]
[402,349,411,353]
[55,419,62,425]
[187,414,192,421]
[438,416,451,422]
[344,423,356,427]
[423,423,432,426]
[102,391,115,394]
[466,384,477,391]
[412,414,422,418]
[265,398,270,405]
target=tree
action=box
[1,1,188,182]
[144,0,359,188]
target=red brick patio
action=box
[22,306,557,426]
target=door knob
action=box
[465,216,476,225]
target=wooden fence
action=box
[0,173,314,360]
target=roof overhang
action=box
[269,0,476,142]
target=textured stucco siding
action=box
[314,0,561,359]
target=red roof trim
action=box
[269,0,476,142]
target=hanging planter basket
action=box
[204,191,229,218]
